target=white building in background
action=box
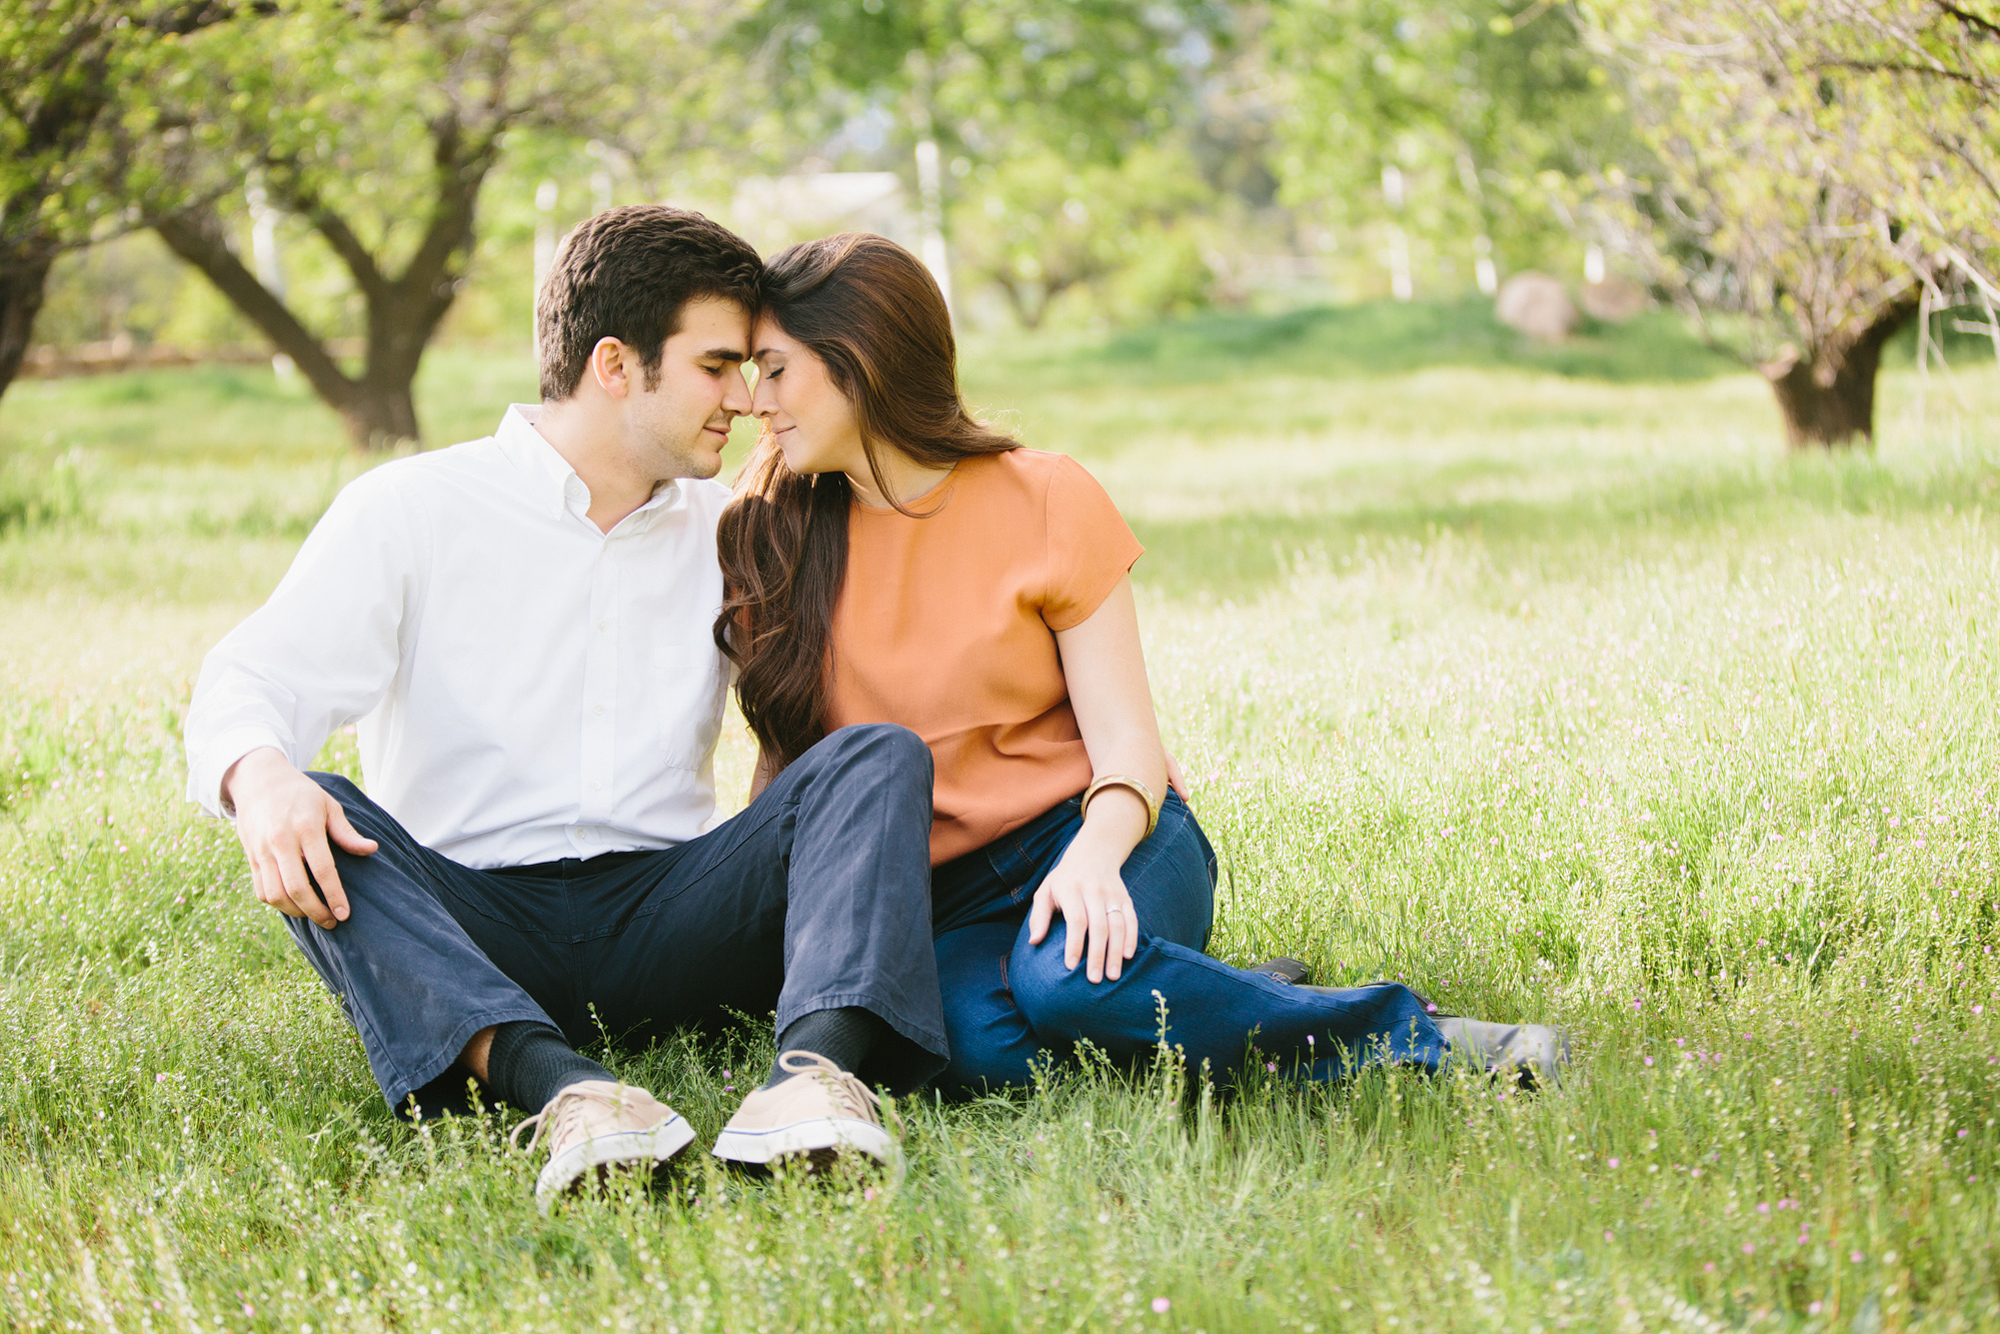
[728,172,951,317]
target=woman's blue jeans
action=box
[930,791,1446,1095]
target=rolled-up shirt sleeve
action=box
[183,471,421,817]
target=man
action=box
[183,206,947,1206]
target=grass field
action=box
[3,303,2000,1332]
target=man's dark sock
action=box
[484,1021,612,1112]
[767,1007,888,1087]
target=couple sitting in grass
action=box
[184,205,1560,1207]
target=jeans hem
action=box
[378,1005,559,1114]
[775,991,949,1062]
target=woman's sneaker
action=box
[1247,957,1314,986]
[711,1050,894,1169]
[509,1079,696,1210]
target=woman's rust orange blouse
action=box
[823,448,1143,865]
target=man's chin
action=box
[676,448,724,481]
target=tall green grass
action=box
[2,308,1999,1331]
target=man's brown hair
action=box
[536,205,763,401]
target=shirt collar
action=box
[494,404,683,525]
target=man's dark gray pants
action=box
[284,724,947,1113]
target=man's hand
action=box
[224,747,377,929]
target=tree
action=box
[153,0,740,452]
[737,0,1228,314]
[0,1,240,403]
[1763,1,2000,307]
[951,141,1215,328]
[1584,0,1966,448]
[1266,0,1627,299]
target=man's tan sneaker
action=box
[711,1050,894,1168]
[509,1079,695,1209]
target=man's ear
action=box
[590,337,631,399]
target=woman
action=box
[715,233,1554,1095]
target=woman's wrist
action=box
[1071,784,1148,859]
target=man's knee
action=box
[816,723,933,786]
[305,771,403,843]
[307,770,373,818]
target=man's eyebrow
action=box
[700,348,747,362]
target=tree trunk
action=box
[157,204,430,453]
[155,106,493,453]
[1763,294,1921,449]
[337,368,421,452]
[0,242,56,401]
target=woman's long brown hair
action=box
[714,233,1017,769]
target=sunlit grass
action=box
[3,310,1999,1330]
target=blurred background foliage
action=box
[2,0,1995,448]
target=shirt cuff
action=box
[185,728,293,820]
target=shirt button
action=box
[592,780,604,791]
[597,620,608,631]
[594,705,606,715]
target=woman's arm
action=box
[1028,574,1165,983]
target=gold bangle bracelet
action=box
[1082,773,1162,841]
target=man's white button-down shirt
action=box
[184,405,733,869]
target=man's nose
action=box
[723,366,753,414]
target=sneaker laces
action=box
[775,1050,882,1124]
[508,1082,638,1156]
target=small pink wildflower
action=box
[1643,1056,1654,1067]
[1742,1243,1756,1255]
[1604,1230,1614,1242]
[1851,1251,1865,1263]
[864,1187,877,1202]
[1607,1158,1620,1169]
[1152,1298,1171,1314]
[1809,1302,1823,1315]
[1703,1263,1716,1273]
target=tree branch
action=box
[1936,1,2000,43]
[154,203,356,407]
[260,161,390,301]
[1814,57,1994,89]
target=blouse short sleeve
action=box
[1040,454,1145,631]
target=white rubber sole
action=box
[711,1116,894,1167]
[534,1113,696,1209]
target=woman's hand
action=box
[1028,819,1142,983]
